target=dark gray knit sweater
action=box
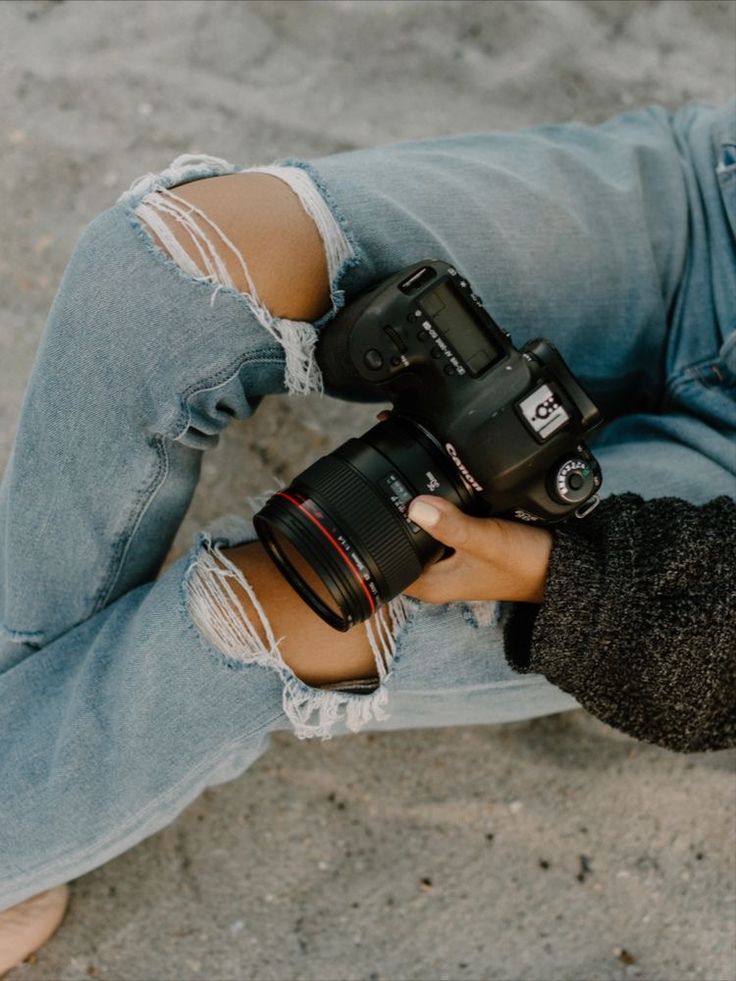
[503,494,736,753]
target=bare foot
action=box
[0,886,69,977]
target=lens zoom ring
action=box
[298,457,421,595]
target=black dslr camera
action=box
[254,260,603,630]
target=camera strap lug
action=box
[574,494,601,519]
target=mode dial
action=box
[551,457,598,504]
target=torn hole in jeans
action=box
[185,534,411,740]
[130,161,353,397]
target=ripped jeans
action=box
[1,101,734,909]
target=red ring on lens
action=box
[274,491,376,615]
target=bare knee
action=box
[189,539,378,689]
[185,538,412,739]
[135,171,331,322]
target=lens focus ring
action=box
[297,455,423,598]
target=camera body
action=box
[317,259,603,524]
[254,259,604,630]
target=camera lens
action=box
[254,416,472,630]
[267,526,344,621]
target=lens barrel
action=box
[254,417,471,630]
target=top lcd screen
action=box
[420,281,500,376]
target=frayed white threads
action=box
[138,186,320,396]
[464,600,499,628]
[186,539,396,740]
[135,186,320,395]
[281,674,389,740]
[242,165,354,396]
[136,191,243,287]
[187,540,281,664]
[132,162,353,397]
[364,594,411,681]
[119,153,237,204]
[248,166,353,286]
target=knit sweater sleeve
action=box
[503,494,736,752]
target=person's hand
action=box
[404,496,554,605]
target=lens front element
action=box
[268,523,345,621]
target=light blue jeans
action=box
[1,102,734,909]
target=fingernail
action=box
[408,499,440,527]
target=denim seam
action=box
[666,356,736,399]
[0,623,45,645]
[161,352,286,442]
[383,677,557,697]
[91,433,170,614]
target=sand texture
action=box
[1,1,735,979]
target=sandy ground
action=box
[1,1,735,979]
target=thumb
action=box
[408,495,495,555]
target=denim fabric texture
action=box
[0,101,734,909]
